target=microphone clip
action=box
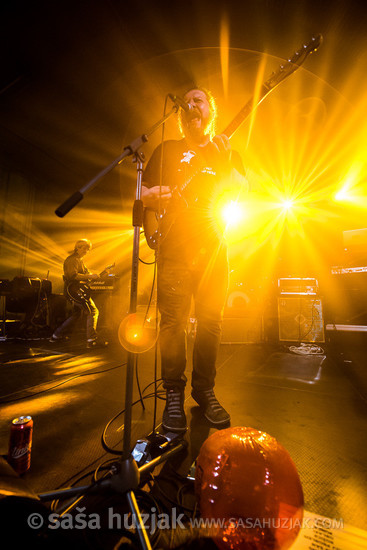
[168,93,194,114]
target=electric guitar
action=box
[143,34,323,250]
[66,263,115,304]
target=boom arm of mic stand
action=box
[55,136,147,217]
[55,106,177,217]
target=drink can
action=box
[7,415,33,475]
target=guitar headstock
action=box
[265,34,323,90]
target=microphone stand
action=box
[39,104,187,550]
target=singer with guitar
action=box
[142,86,248,432]
[50,239,109,349]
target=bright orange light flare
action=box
[118,311,158,353]
[281,198,294,210]
[222,200,245,227]
[220,11,230,98]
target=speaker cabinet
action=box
[278,297,324,342]
[221,316,264,344]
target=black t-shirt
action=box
[143,138,245,263]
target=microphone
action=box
[168,94,196,114]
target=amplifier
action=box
[278,278,318,296]
[0,280,12,296]
[326,265,367,326]
[278,297,324,343]
[221,316,264,344]
[88,275,117,292]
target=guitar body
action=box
[66,263,115,303]
[143,208,178,250]
[143,191,189,250]
[143,209,161,250]
[67,281,91,304]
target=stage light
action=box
[118,311,158,353]
[334,187,350,201]
[222,200,244,227]
[282,198,294,210]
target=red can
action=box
[7,415,33,475]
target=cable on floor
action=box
[289,342,325,355]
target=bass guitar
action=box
[143,35,323,250]
[66,263,115,304]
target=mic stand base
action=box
[38,439,187,550]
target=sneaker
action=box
[191,388,230,426]
[87,338,109,349]
[162,388,187,433]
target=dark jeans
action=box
[157,249,228,392]
[54,298,99,341]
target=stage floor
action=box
[0,330,367,548]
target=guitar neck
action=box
[222,35,322,140]
[222,82,276,139]
[99,263,115,278]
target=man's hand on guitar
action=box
[142,185,172,211]
[211,134,232,169]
